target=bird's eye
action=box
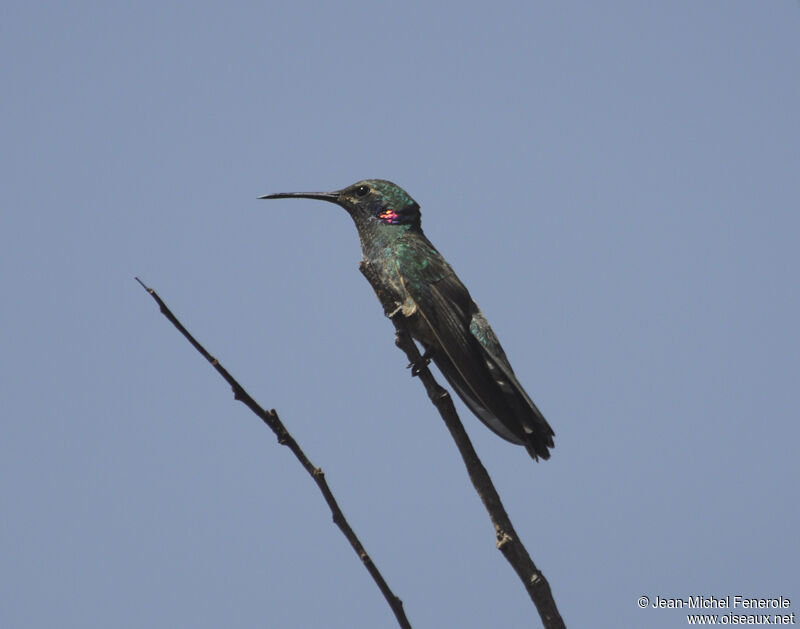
[355,185,369,197]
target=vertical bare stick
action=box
[359,262,566,629]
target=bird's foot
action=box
[407,349,433,377]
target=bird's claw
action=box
[407,350,433,377]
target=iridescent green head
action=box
[260,179,421,229]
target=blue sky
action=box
[1,2,798,628]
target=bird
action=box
[260,179,554,460]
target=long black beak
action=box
[258,191,339,203]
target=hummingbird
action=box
[260,180,555,460]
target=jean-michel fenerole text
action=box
[652,595,791,610]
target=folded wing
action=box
[396,236,554,460]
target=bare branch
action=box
[358,263,566,629]
[135,277,412,629]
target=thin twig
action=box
[359,262,566,629]
[135,277,412,629]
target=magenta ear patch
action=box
[378,208,401,224]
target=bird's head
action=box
[260,179,421,231]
